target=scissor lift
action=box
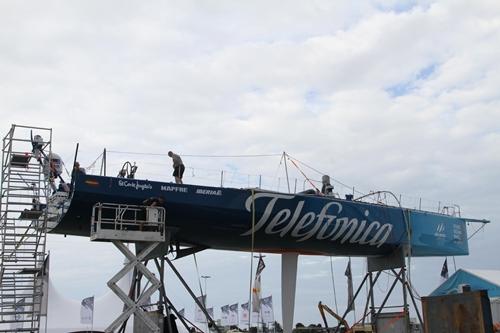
[91,202,166,333]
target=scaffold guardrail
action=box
[0,124,52,332]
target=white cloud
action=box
[1,0,500,327]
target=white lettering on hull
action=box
[118,180,153,191]
[160,185,188,193]
[241,193,393,248]
[196,189,222,196]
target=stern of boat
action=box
[46,190,71,231]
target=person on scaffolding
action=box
[168,151,185,184]
[43,152,65,193]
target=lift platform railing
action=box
[90,202,166,243]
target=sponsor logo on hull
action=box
[434,223,446,239]
[241,193,394,248]
[160,185,188,193]
[118,180,152,191]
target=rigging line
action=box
[286,154,366,195]
[283,152,291,193]
[405,279,422,300]
[329,257,339,314]
[285,153,326,175]
[468,223,486,240]
[363,191,413,285]
[60,160,72,178]
[192,254,205,302]
[107,150,281,158]
[247,189,256,329]
[183,153,282,158]
[83,151,104,171]
[388,268,422,301]
[287,157,321,193]
[272,152,285,182]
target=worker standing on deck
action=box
[168,151,185,184]
[321,175,334,195]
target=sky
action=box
[1,0,500,329]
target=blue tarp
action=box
[430,269,500,297]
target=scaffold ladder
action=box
[0,125,52,332]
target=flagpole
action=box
[248,190,256,330]
[91,295,94,333]
[345,257,356,325]
[258,306,262,332]
[44,251,50,333]
[253,254,266,332]
[351,260,356,324]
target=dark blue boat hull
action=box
[50,175,469,257]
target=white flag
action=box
[80,296,94,324]
[241,302,258,324]
[261,295,274,323]
[241,302,249,322]
[221,305,230,326]
[194,295,207,323]
[199,307,214,323]
[229,303,239,326]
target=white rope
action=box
[329,257,339,314]
[247,189,256,328]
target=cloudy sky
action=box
[1,0,500,328]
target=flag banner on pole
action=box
[229,303,239,326]
[261,295,274,323]
[241,302,249,322]
[80,296,94,324]
[252,256,266,313]
[10,298,25,330]
[241,302,259,324]
[441,259,449,279]
[194,295,207,323]
[178,308,185,318]
[345,259,355,313]
[221,305,230,326]
[252,275,261,313]
[256,256,266,277]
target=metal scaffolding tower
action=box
[0,125,52,332]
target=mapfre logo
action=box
[434,223,446,238]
